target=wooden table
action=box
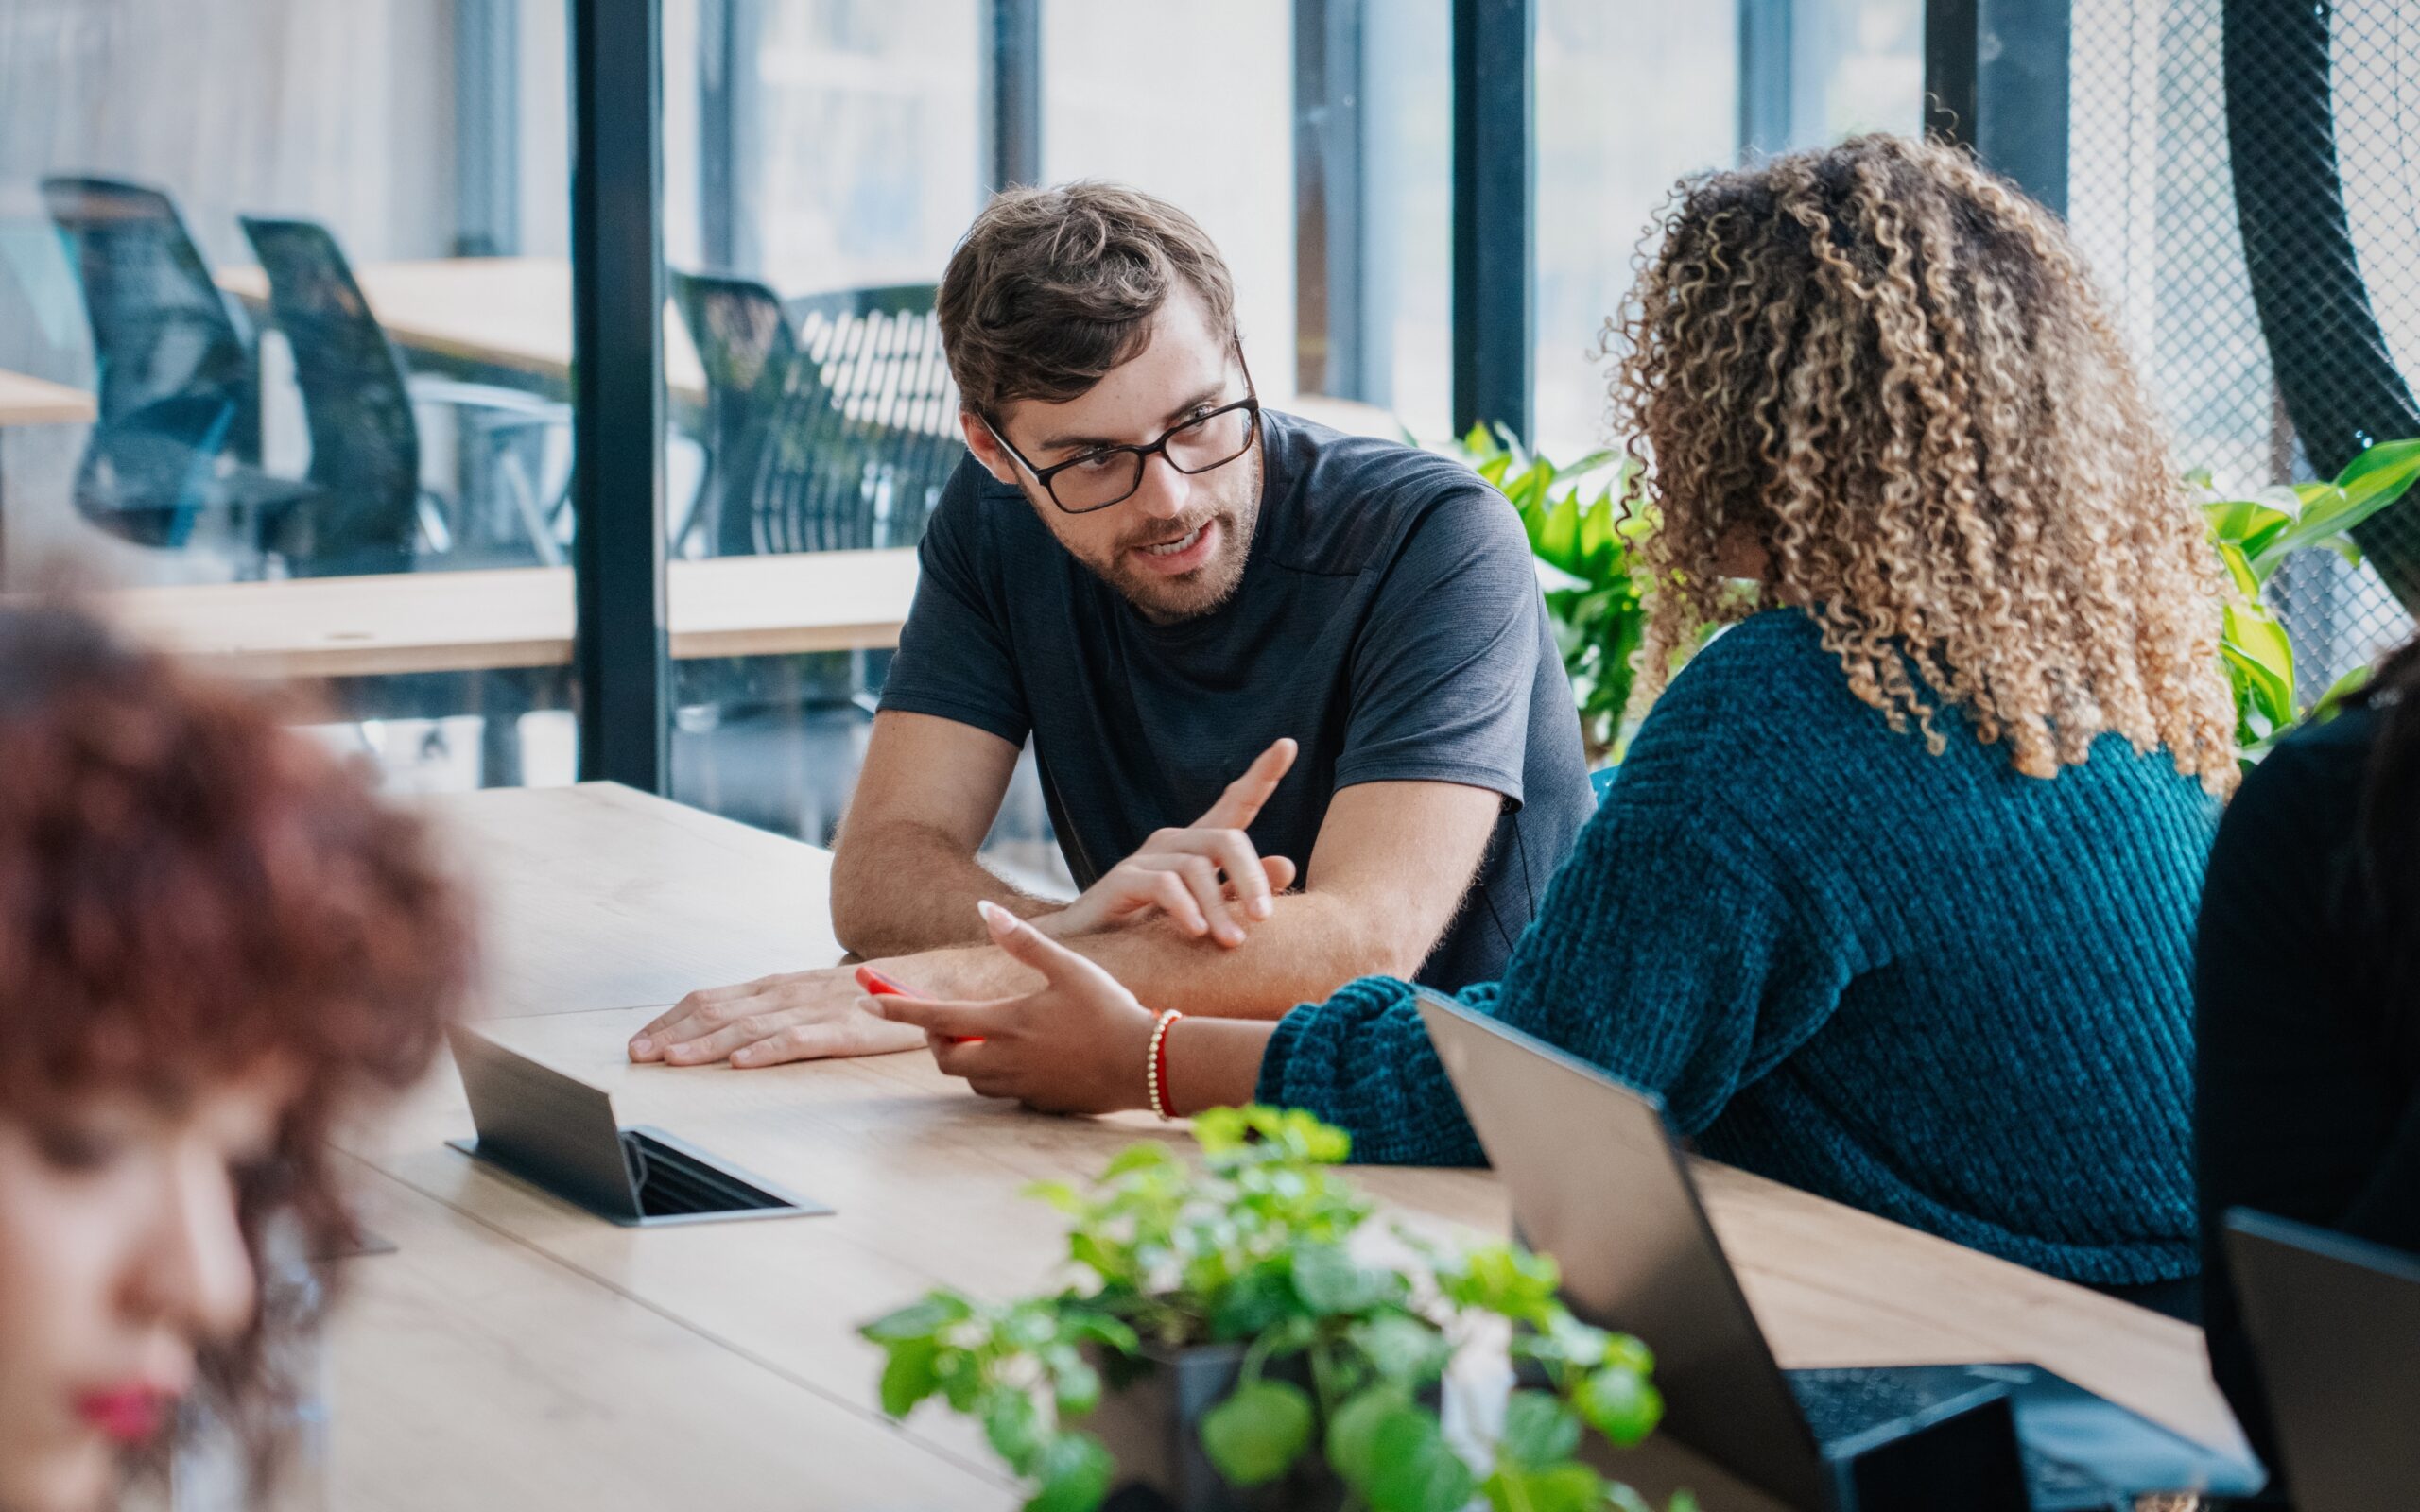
[91,547,920,679]
[318,782,2247,1509]
[219,257,711,403]
[0,369,98,426]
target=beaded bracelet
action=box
[1146,1008,1184,1121]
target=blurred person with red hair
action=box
[0,602,472,1512]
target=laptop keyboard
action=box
[1789,1368,2114,1506]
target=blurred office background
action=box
[1,0,2417,876]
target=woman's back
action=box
[1582,608,2216,1281]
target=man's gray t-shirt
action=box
[878,409,1593,988]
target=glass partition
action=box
[0,0,579,790]
[656,0,1016,866]
[1534,0,1738,455]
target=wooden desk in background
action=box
[216,257,1409,442]
[313,782,2247,1509]
[218,257,711,403]
[0,369,97,427]
[94,547,921,679]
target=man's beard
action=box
[1058,453,1262,625]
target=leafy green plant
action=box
[2196,437,2420,755]
[862,1106,1692,1512]
[1447,424,1650,763]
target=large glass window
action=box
[1534,0,1738,455]
[0,0,578,791]
[1362,0,1451,441]
[656,0,1010,865]
[1797,0,1925,144]
[1045,0,1297,407]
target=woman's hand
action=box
[871,901,1160,1114]
[1047,739,1300,947]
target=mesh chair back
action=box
[752,283,961,556]
[669,269,798,558]
[41,175,255,546]
[237,215,419,575]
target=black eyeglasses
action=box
[981,345,1261,514]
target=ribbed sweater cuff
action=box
[1253,1002,1324,1112]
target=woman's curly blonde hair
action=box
[1612,133,2238,794]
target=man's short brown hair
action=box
[938,180,1237,418]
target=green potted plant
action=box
[861,1106,1694,1512]
[2194,437,2420,757]
[1443,425,1652,765]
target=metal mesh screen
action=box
[2068,0,2420,699]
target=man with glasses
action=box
[631,181,1592,1069]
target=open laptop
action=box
[1416,991,2267,1511]
[446,1026,829,1227]
[2224,1209,2420,1512]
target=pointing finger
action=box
[1198,738,1298,830]
[977,900,1126,993]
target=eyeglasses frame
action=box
[977,340,1261,515]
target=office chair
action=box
[665,276,963,840]
[41,175,316,561]
[667,268,799,560]
[239,215,571,575]
[760,282,960,554]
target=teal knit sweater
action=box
[1257,608,2218,1286]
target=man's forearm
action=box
[830,823,1064,958]
[883,890,1423,1019]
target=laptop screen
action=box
[449,1026,641,1220]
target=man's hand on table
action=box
[628,965,929,1066]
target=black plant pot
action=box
[1086,1343,1348,1512]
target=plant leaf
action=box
[1325,1385,1404,1487]
[1291,1242,1388,1314]
[985,1390,1046,1468]
[1102,1143,1176,1177]
[2250,437,2420,573]
[2221,604,2296,727]
[1024,1178,1086,1214]
[877,1335,942,1418]
[1499,1390,1583,1468]
[1364,1405,1478,1512]
[1026,1431,1113,1512]
[861,1292,971,1344]
[1200,1379,1315,1488]
[1536,489,1583,573]
[1484,1462,1605,1512]
[1051,1351,1102,1419]
[2212,539,2261,599]
[1348,1312,1450,1386]
[1575,1365,1664,1448]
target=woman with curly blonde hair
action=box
[876,135,2235,1314]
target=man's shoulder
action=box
[926,449,1059,572]
[1262,410,1517,576]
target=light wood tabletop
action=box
[87,547,921,679]
[0,369,95,427]
[311,782,2247,1510]
[325,1155,1000,1511]
[219,256,711,402]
